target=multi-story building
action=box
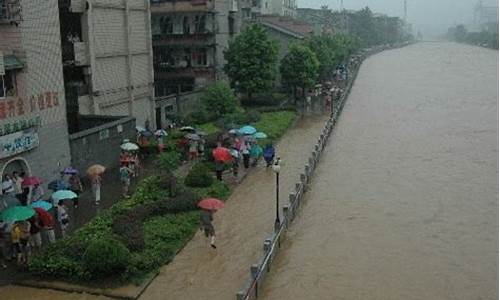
[150,0,239,97]
[240,0,295,19]
[59,0,156,132]
[0,0,71,181]
[472,0,498,32]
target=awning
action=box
[4,54,23,70]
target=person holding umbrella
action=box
[198,198,224,249]
[263,143,276,168]
[56,200,70,238]
[68,172,83,208]
[119,163,133,198]
[250,143,263,167]
[36,208,56,244]
[87,165,105,205]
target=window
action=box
[160,16,173,34]
[228,16,235,35]
[194,15,206,33]
[0,70,16,99]
[192,48,207,66]
[183,16,190,34]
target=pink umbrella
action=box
[198,198,225,210]
[21,176,42,187]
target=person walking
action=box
[214,160,224,181]
[2,174,15,196]
[28,215,42,253]
[241,142,250,169]
[250,143,263,167]
[12,171,23,202]
[263,143,276,168]
[91,174,101,205]
[68,173,83,208]
[199,209,217,249]
[189,140,198,161]
[57,200,70,238]
[30,183,44,205]
[119,163,133,198]
[19,221,31,264]
[230,147,240,178]
[39,211,56,244]
[0,220,7,268]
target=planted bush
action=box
[83,236,131,277]
[185,163,214,188]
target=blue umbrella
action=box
[253,132,267,139]
[52,190,78,201]
[239,125,257,135]
[30,200,53,211]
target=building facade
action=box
[0,0,71,182]
[150,0,241,125]
[60,0,155,132]
[472,0,499,32]
[240,0,295,19]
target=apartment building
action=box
[0,0,71,181]
[59,0,155,132]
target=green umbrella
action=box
[0,206,35,222]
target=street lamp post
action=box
[272,157,281,232]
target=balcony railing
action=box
[152,32,214,46]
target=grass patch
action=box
[252,111,296,145]
[197,122,220,135]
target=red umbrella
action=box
[198,198,225,210]
[34,207,55,228]
[212,147,233,162]
[21,176,42,187]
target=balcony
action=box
[151,0,215,13]
[152,32,214,47]
[154,66,214,79]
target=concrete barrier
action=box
[235,42,412,300]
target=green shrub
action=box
[157,151,181,173]
[194,180,230,200]
[185,163,214,188]
[131,212,199,273]
[201,81,238,117]
[83,236,131,277]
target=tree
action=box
[305,34,359,80]
[224,24,279,100]
[201,81,238,118]
[280,43,319,102]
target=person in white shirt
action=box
[2,175,15,196]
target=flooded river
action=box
[261,42,498,300]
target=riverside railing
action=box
[235,43,411,300]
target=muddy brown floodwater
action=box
[261,42,498,300]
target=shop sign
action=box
[0,128,39,159]
[0,116,41,136]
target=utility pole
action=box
[404,0,407,22]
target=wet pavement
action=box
[260,42,499,300]
[0,114,329,299]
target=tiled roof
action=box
[260,15,314,38]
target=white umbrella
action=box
[155,129,168,136]
[135,126,146,132]
[180,126,195,132]
[121,142,139,151]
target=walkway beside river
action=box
[261,42,499,300]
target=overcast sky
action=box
[298,0,488,37]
